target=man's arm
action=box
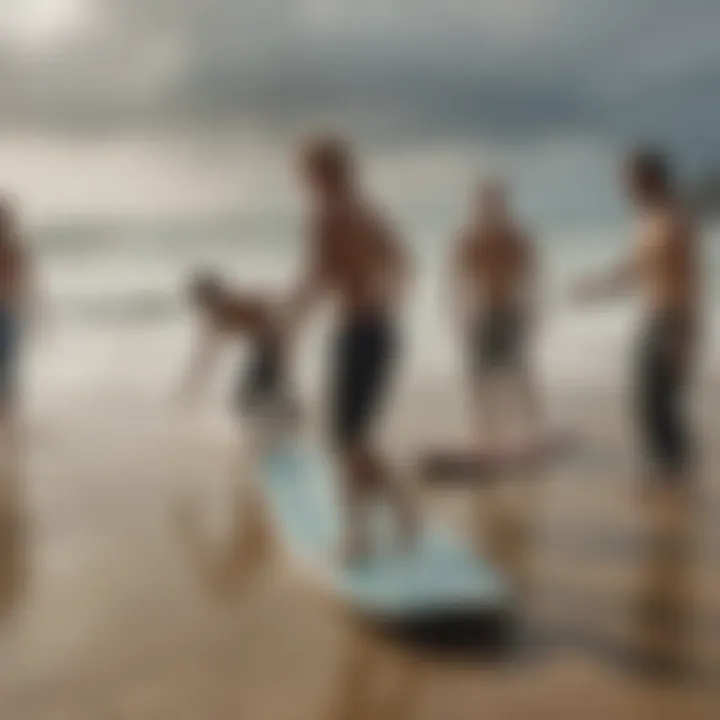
[283,221,327,334]
[374,215,411,309]
[285,268,324,332]
[572,253,638,304]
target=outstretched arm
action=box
[374,215,411,310]
[573,254,638,304]
[283,221,327,335]
[284,268,324,334]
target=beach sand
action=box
[0,376,718,720]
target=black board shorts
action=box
[469,307,526,375]
[331,313,397,448]
[635,313,693,477]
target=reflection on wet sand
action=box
[631,498,695,680]
[326,627,428,720]
[0,437,27,627]
[476,465,542,600]
[1,399,713,719]
[466,459,716,691]
[173,441,275,601]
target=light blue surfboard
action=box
[260,440,511,622]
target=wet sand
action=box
[0,382,718,719]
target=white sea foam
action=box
[25,219,720,425]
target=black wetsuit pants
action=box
[331,313,397,449]
[636,314,693,478]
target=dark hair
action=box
[302,135,354,188]
[628,148,673,197]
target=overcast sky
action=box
[1,0,719,219]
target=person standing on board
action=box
[286,136,417,563]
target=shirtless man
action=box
[575,149,699,490]
[0,197,33,431]
[452,179,540,453]
[287,136,415,562]
[178,271,290,420]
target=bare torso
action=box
[634,206,698,321]
[312,200,406,319]
[457,224,532,313]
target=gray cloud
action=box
[2,0,720,166]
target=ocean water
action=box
[25,214,720,425]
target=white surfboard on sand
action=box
[259,439,511,628]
